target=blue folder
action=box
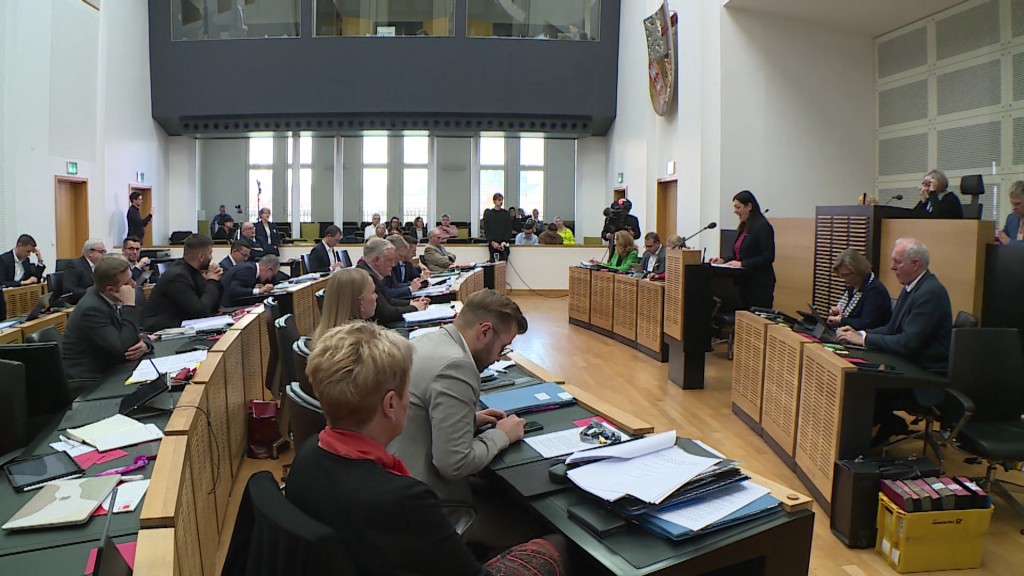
[479,382,575,415]
[637,493,781,541]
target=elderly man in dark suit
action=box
[356,238,428,325]
[221,254,280,307]
[64,238,108,304]
[838,237,953,444]
[307,225,343,273]
[0,234,46,288]
[238,222,264,261]
[62,256,152,381]
[143,234,224,331]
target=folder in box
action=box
[881,479,915,512]
[939,477,973,510]
[909,478,942,508]
[901,480,930,511]
[924,477,955,510]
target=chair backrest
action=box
[221,471,351,576]
[314,289,325,312]
[300,254,311,275]
[953,311,978,329]
[286,383,326,452]
[55,259,76,274]
[948,328,1024,422]
[274,315,300,398]
[262,299,282,398]
[0,342,72,439]
[0,359,28,456]
[961,203,983,219]
[23,326,62,347]
[46,271,64,298]
[292,337,314,398]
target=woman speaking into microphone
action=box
[710,190,776,309]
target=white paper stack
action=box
[126,350,207,384]
[524,426,632,459]
[181,315,234,331]
[649,481,770,532]
[402,304,457,324]
[66,414,165,452]
[101,479,152,514]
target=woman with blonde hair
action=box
[312,268,377,345]
[826,248,891,330]
[590,229,639,272]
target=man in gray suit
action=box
[640,232,666,278]
[390,289,529,545]
[421,228,456,273]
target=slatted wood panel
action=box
[663,249,701,340]
[174,448,202,576]
[139,436,203,576]
[292,284,316,337]
[568,266,591,323]
[612,274,638,341]
[731,311,772,425]
[170,386,218,576]
[230,313,265,405]
[2,284,44,317]
[0,328,22,344]
[795,345,852,505]
[134,528,176,576]
[191,352,233,528]
[812,215,869,316]
[761,326,809,457]
[494,261,507,294]
[636,280,665,353]
[211,331,247,478]
[589,272,615,330]
[257,306,273,401]
[17,310,68,337]
[456,268,484,302]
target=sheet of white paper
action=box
[523,426,632,459]
[487,360,516,371]
[126,350,208,384]
[180,315,234,330]
[565,430,677,465]
[100,479,152,513]
[50,440,96,458]
[568,445,721,504]
[651,481,771,532]
[402,305,457,323]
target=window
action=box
[479,137,505,217]
[519,138,545,221]
[287,136,313,221]
[315,0,455,37]
[248,138,274,222]
[173,0,301,41]
[403,136,429,223]
[466,0,600,41]
[362,136,389,222]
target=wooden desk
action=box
[16,311,69,338]
[2,284,44,317]
[612,274,638,343]
[636,280,666,361]
[663,250,701,341]
[139,435,204,576]
[731,311,772,431]
[290,278,328,337]
[760,326,811,463]
[589,271,615,333]
[0,328,22,344]
[568,266,592,326]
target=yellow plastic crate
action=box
[875,492,993,573]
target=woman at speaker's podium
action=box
[710,190,776,309]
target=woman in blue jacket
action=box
[827,248,892,331]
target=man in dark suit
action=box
[307,225,343,273]
[220,240,252,271]
[357,238,428,325]
[382,235,425,298]
[912,169,963,219]
[0,234,46,288]
[143,234,224,331]
[62,256,152,381]
[221,254,280,307]
[238,222,264,261]
[254,208,281,257]
[837,238,953,444]
[122,236,160,285]
[64,238,108,304]
[639,232,666,279]
[127,191,152,241]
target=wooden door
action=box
[55,176,89,259]
[613,187,627,202]
[131,184,153,246]
[656,178,678,241]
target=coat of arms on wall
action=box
[645,1,677,117]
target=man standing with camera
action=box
[602,198,641,247]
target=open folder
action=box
[479,382,575,415]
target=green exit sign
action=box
[66,161,78,175]
[616,172,624,184]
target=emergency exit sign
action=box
[66,161,78,175]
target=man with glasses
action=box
[219,240,252,272]
[391,289,531,547]
[640,231,666,279]
[65,238,108,304]
[122,236,160,285]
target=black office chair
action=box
[274,315,300,399]
[942,328,1024,528]
[55,259,76,273]
[292,337,314,399]
[315,289,325,312]
[0,359,28,457]
[24,326,62,347]
[954,311,978,329]
[959,174,984,220]
[221,471,352,576]
[285,383,326,452]
[0,342,73,440]
[300,254,311,275]
[262,299,282,399]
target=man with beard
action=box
[143,234,224,331]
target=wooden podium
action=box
[636,280,666,360]
[664,250,714,390]
[793,344,853,505]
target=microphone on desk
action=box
[682,222,717,246]
[883,194,904,206]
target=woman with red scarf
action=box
[286,322,566,576]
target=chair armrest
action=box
[438,499,476,536]
[939,388,975,442]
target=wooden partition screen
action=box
[731,311,772,430]
[612,275,638,341]
[636,280,665,358]
[794,344,853,505]
[568,267,591,324]
[2,284,44,317]
[494,262,507,295]
[589,272,615,331]
[761,326,811,459]
[663,249,701,340]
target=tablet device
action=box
[4,451,84,493]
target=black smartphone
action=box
[523,421,544,434]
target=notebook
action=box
[2,475,121,531]
[66,414,165,452]
[479,382,575,415]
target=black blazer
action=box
[727,217,776,309]
[865,271,952,393]
[836,273,892,331]
[356,260,415,326]
[0,250,45,288]
[254,221,281,256]
[913,192,963,219]
[127,205,152,240]
[143,260,223,331]
[482,208,513,243]
[221,262,265,307]
[130,262,160,285]
[62,287,149,381]
[307,242,333,274]
[239,235,264,261]
[64,257,95,305]
[219,255,240,272]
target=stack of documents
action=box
[402,304,457,324]
[126,350,207,384]
[66,414,164,452]
[181,315,234,331]
[639,481,779,540]
[524,425,631,459]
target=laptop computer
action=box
[58,370,172,431]
[2,475,120,531]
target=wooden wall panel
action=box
[794,345,852,505]
[568,267,591,323]
[772,218,815,315]
[612,275,638,341]
[589,272,615,331]
[731,311,771,425]
[761,326,809,457]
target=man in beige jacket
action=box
[421,227,457,273]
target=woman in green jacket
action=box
[590,229,638,272]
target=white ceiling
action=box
[723,0,966,37]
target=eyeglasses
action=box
[89,248,108,254]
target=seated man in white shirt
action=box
[363,213,381,240]
[514,220,539,245]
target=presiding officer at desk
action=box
[143,234,224,331]
[284,322,565,576]
[827,248,892,331]
[711,190,776,309]
[62,255,152,382]
[995,180,1024,246]
[913,169,963,219]
[220,254,280,307]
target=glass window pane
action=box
[404,136,429,165]
[520,138,545,166]
[363,136,389,165]
[286,168,314,222]
[249,168,274,222]
[480,137,505,166]
[519,170,544,220]
[173,0,302,42]
[466,0,600,41]
[249,138,274,166]
[288,136,314,165]
[363,168,389,222]
[403,168,429,223]
[315,0,455,37]
[480,169,505,218]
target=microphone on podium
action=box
[682,222,717,247]
[883,194,904,206]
